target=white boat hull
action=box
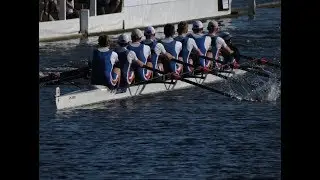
[55,69,247,110]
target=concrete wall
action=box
[39,0,231,41]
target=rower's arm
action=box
[177,41,183,60]
[230,45,241,62]
[189,38,203,56]
[146,46,152,62]
[129,50,144,67]
[218,37,234,54]
[156,43,174,60]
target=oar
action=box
[239,55,280,68]
[199,54,280,69]
[239,65,280,80]
[141,65,249,101]
[39,66,90,85]
[198,55,279,80]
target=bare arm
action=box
[218,37,234,55]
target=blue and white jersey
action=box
[91,47,119,87]
[127,42,152,81]
[161,37,183,73]
[142,39,167,70]
[188,33,211,67]
[115,47,137,85]
[174,35,199,72]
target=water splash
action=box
[214,68,281,102]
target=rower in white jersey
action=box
[159,23,183,78]
[174,21,204,73]
[114,34,144,87]
[90,35,121,89]
[206,20,234,68]
[127,29,153,82]
[187,20,212,70]
[141,26,175,74]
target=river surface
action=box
[39,2,281,179]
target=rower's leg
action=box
[158,63,164,71]
[187,58,194,72]
[146,62,153,78]
[206,51,213,69]
[177,57,183,74]
[127,70,135,85]
[157,63,165,81]
[112,68,121,86]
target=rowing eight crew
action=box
[90,20,240,89]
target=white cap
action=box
[192,20,204,29]
[144,26,156,36]
[118,34,130,44]
[131,29,144,39]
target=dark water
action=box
[40,4,281,180]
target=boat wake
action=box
[216,68,281,102]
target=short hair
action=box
[164,24,175,37]
[177,21,188,34]
[192,28,203,34]
[98,35,110,47]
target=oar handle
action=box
[142,65,165,74]
[198,55,224,64]
[170,58,232,74]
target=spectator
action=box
[39,0,59,21]
[66,0,79,19]
[97,0,110,15]
[107,0,121,14]
[97,0,122,15]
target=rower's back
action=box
[91,48,118,86]
[141,39,158,69]
[174,21,197,73]
[160,24,183,75]
[188,21,211,68]
[114,34,136,86]
[127,29,152,81]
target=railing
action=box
[40,0,122,22]
[58,0,96,20]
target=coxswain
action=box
[141,26,174,73]
[206,20,234,68]
[160,23,183,78]
[114,34,145,86]
[127,29,153,81]
[174,21,203,73]
[188,20,212,70]
[219,31,240,67]
[90,35,121,89]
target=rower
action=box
[127,29,153,81]
[141,26,174,74]
[114,34,145,86]
[218,32,241,69]
[206,20,234,68]
[160,23,183,78]
[219,32,240,65]
[174,21,203,73]
[90,35,121,89]
[188,20,212,70]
